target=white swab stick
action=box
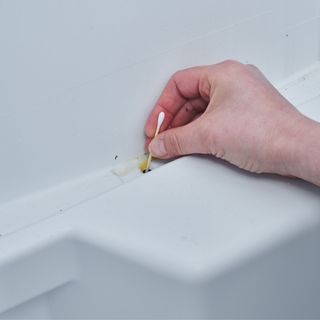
[145,112,165,172]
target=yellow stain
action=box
[139,159,149,173]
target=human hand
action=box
[145,60,320,183]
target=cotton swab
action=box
[143,112,165,173]
[155,111,165,137]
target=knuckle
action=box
[216,60,247,81]
[221,59,243,71]
[246,63,258,70]
[246,63,260,73]
[171,69,184,82]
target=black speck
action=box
[285,34,289,37]
[114,155,118,160]
[59,209,63,213]
[142,169,152,174]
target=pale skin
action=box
[145,60,320,187]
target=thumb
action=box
[148,121,208,159]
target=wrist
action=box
[282,115,320,186]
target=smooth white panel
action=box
[1,0,319,204]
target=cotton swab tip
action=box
[157,112,165,131]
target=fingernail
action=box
[149,137,167,157]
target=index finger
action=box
[145,65,211,138]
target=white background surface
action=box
[1,0,320,205]
[0,1,320,317]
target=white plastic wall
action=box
[1,2,320,317]
[1,0,320,204]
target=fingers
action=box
[145,66,211,138]
[170,97,208,128]
[148,119,209,159]
[144,103,206,152]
